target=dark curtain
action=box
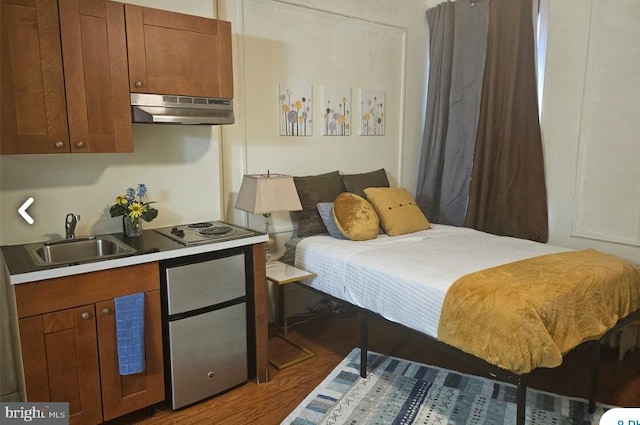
[463,0,549,242]
[416,1,489,226]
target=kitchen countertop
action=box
[1,227,268,285]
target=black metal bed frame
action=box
[299,282,640,425]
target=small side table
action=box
[266,261,316,369]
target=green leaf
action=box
[142,207,158,222]
[110,205,126,217]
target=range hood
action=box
[131,93,234,125]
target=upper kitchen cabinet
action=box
[58,0,132,153]
[1,0,132,154]
[1,0,69,154]
[125,4,233,99]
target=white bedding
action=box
[295,224,571,338]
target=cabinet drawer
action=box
[15,262,159,318]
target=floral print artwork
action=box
[322,87,351,136]
[279,82,312,136]
[359,89,385,136]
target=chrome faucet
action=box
[65,213,80,239]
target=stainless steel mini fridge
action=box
[160,249,248,410]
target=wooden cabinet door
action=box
[96,290,165,421]
[125,4,233,98]
[1,0,69,154]
[19,306,103,425]
[58,0,132,153]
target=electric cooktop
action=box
[154,221,255,246]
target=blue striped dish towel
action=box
[114,293,146,375]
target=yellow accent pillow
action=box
[332,192,379,241]
[363,187,431,236]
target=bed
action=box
[286,170,640,425]
[290,226,640,424]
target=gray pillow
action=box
[293,170,345,237]
[341,168,390,198]
[316,203,347,239]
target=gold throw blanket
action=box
[437,249,640,374]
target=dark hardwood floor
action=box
[109,310,640,425]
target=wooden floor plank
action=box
[107,311,640,425]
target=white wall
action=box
[542,0,639,263]
[219,0,429,240]
[0,125,224,245]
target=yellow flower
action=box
[115,195,128,205]
[128,202,144,218]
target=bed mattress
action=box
[294,224,570,338]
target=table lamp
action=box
[235,172,302,261]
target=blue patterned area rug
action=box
[282,348,614,425]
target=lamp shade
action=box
[235,173,303,215]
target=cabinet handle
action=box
[81,312,91,320]
[74,141,85,149]
[102,308,111,315]
[134,81,143,88]
[207,371,215,379]
[54,141,64,149]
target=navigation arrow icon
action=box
[18,197,35,224]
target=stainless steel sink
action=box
[26,235,137,266]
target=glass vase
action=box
[123,215,142,237]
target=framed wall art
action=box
[279,82,313,136]
[322,86,351,136]
[359,89,385,136]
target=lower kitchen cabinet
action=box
[13,263,164,424]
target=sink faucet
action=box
[65,213,80,239]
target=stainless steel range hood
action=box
[131,93,234,125]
